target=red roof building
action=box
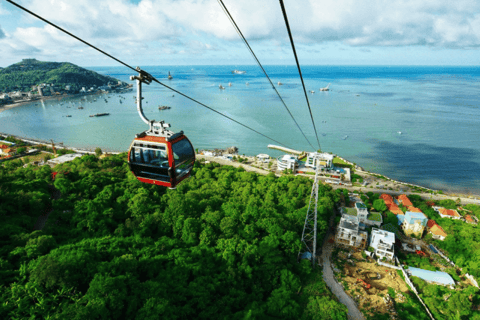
[387,203,404,215]
[435,207,461,219]
[380,194,394,205]
[408,206,423,213]
[427,220,447,240]
[397,194,413,207]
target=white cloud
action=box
[2,0,480,66]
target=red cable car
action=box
[127,69,195,189]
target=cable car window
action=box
[172,138,195,177]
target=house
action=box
[397,194,413,207]
[427,220,447,241]
[355,202,383,227]
[380,194,394,205]
[433,207,461,220]
[335,215,368,248]
[46,153,83,167]
[387,203,404,215]
[407,206,423,213]
[465,215,477,225]
[370,228,395,260]
[402,211,428,237]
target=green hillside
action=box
[0,155,348,319]
[0,58,121,93]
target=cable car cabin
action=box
[128,133,195,189]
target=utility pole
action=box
[298,167,319,267]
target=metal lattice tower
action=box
[298,168,320,267]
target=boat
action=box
[278,82,283,85]
[320,83,330,91]
[65,115,72,117]
[78,106,84,109]
[158,106,171,110]
[219,85,225,90]
[232,70,246,74]
[310,90,315,94]
[168,71,173,80]
[398,131,402,135]
[89,113,110,117]
[228,82,232,86]
[246,82,249,85]
[342,135,348,140]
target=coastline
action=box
[2,131,480,204]
[0,92,98,114]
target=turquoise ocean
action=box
[1,65,479,194]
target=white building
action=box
[370,228,395,260]
[47,153,83,167]
[305,152,334,169]
[276,155,298,172]
[256,154,270,162]
[354,202,383,227]
[335,215,368,248]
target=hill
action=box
[0,155,349,319]
[0,58,121,93]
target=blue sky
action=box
[1,0,480,67]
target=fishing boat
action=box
[232,70,246,74]
[168,71,173,80]
[158,106,171,110]
[219,85,225,90]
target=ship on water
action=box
[232,70,246,74]
[89,113,110,117]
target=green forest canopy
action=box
[0,154,350,320]
[0,58,121,93]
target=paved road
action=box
[321,236,365,320]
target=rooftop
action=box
[371,228,395,243]
[430,224,447,238]
[367,212,382,221]
[387,203,404,215]
[397,194,413,207]
[355,202,367,209]
[407,206,423,213]
[408,267,455,286]
[405,211,428,226]
[380,194,394,204]
[343,207,358,216]
[438,208,461,218]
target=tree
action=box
[16,147,27,154]
[95,147,102,157]
[373,199,387,212]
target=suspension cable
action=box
[6,0,293,149]
[217,0,315,151]
[278,0,321,151]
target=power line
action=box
[278,0,321,151]
[217,0,315,151]
[6,0,293,149]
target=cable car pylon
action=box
[298,167,320,267]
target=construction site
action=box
[332,248,410,317]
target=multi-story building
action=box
[305,152,334,169]
[370,228,395,260]
[335,215,368,248]
[402,211,428,237]
[355,202,382,227]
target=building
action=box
[387,202,404,215]
[465,215,478,225]
[370,228,395,260]
[433,207,461,220]
[402,211,428,237]
[354,202,383,227]
[396,194,413,207]
[427,220,447,241]
[46,153,83,167]
[335,215,368,248]
[407,206,423,213]
[380,194,394,205]
[256,154,270,163]
[407,267,455,286]
[305,152,334,169]
[276,155,298,172]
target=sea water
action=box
[1,65,479,194]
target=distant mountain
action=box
[0,59,123,93]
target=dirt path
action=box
[33,185,60,231]
[321,238,366,320]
